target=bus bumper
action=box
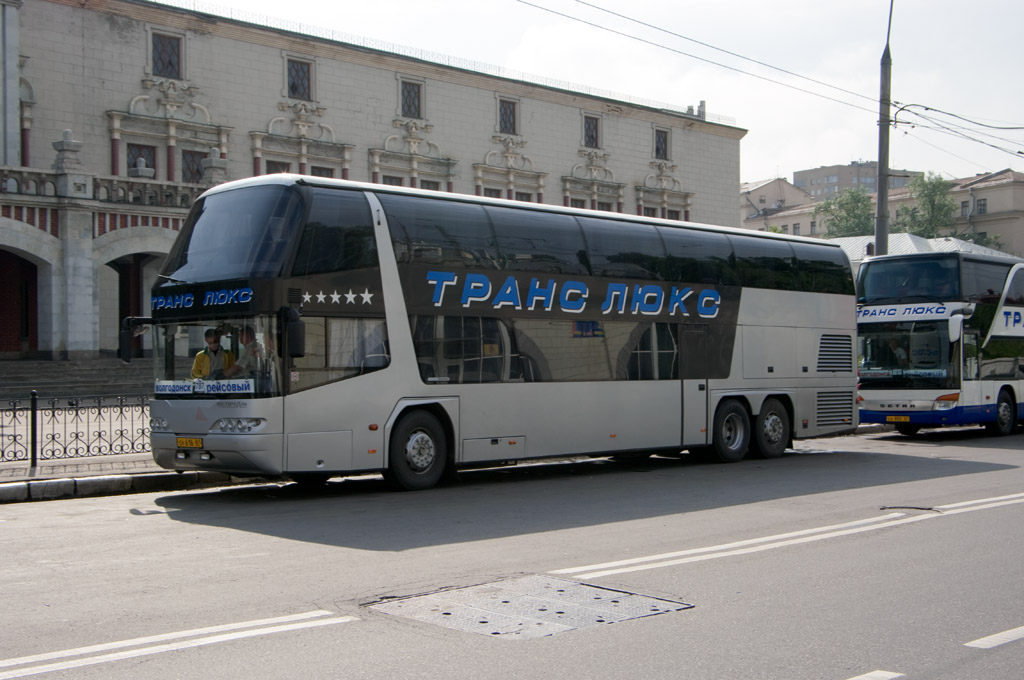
[859,405,993,427]
[152,432,285,477]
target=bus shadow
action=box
[153,436,1020,552]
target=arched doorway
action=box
[0,250,38,357]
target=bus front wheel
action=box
[711,400,750,463]
[388,411,448,490]
[986,390,1017,436]
[753,398,790,458]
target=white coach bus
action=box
[123,175,857,490]
[857,251,1024,436]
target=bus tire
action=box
[895,423,921,437]
[711,399,750,463]
[753,398,790,459]
[388,410,448,490]
[986,390,1016,436]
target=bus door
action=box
[680,325,709,446]
[961,328,981,413]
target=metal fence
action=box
[0,392,150,465]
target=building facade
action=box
[0,0,745,359]
[793,161,921,200]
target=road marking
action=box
[846,672,904,680]
[965,624,1024,649]
[0,610,356,679]
[554,492,1024,579]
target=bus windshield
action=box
[858,320,958,390]
[857,255,959,304]
[160,184,306,283]
[152,316,283,399]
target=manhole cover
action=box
[369,574,693,639]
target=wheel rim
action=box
[404,429,436,472]
[722,413,745,451]
[762,412,784,445]
[998,400,1013,429]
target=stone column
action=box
[52,130,98,360]
[0,1,22,166]
[201,146,228,187]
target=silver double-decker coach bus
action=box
[123,175,858,490]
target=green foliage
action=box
[813,188,873,238]
[890,173,956,238]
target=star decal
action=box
[345,289,357,304]
[330,290,341,303]
[360,289,374,304]
[316,290,326,303]
[302,292,312,303]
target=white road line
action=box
[0,610,339,671]
[0,616,356,680]
[551,514,906,575]
[846,672,904,680]
[965,624,1024,649]
[554,492,1024,579]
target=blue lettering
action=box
[632,284,664,315]
[491,276,522,310]
[426,271,458,306]
[601,283,629,314]
[668,287,693,316]
[560,281,588,313]
[461,273,492,307]
[698,290,721,318]
[526,278,556,311]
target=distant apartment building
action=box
[793,161,921,199]
[739,168,1024,259]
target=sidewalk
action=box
[0,452,262,504]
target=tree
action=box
[813,188,873,238]
[890,172,956,238]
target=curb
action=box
[0,471,263,504]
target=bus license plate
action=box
[176,437,204,449]
[886,416,911,423]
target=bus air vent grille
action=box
[817,334,853,372]
[816,391,854,427]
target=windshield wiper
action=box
[157,274,192,285]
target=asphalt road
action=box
[2,427,1022,680]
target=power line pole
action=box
[875,1,894,256]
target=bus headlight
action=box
[149,417,169,431]
[211,418,264,433]
[932,394,959,411]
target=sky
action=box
[163,0,1024,184]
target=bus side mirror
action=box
[119,316,152,364]
[948,317,961,343]
[288,320,305,358]
[280,307,305,358]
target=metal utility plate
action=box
[369,574,693,639]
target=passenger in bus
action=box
[222,326,262,378]
[191,328,236,379]
[888,338,909,367]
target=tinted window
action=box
[577,216,666,280]
[658,227,736,285]
[162,185,304,282]
[486,206,588,275]
[730,235,797,290]
[291,189,377,276]
[1006,269,1024,305]
[380,194,497,268]
[962,258,1013,302]
[790,241,854,294]
[857,255,959,303]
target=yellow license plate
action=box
[176,437,204,449]
[886,415,911,423]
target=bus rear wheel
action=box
[711,399,750,463]
[986,390,1017,436]
[753,398,790,458]
[388,411,448,490]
